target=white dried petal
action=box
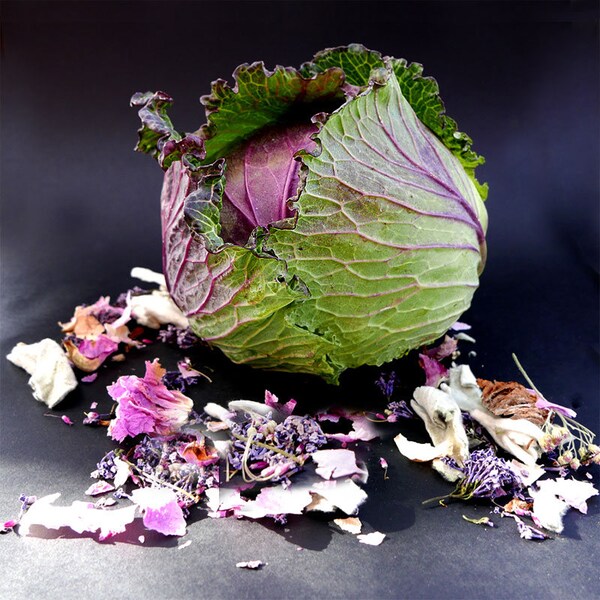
[432,458,463,482]
[128,291,188,329]
[7,339,78,408]
[130,266,166,289]
[536,478,598,514]
[357,531,386,546]
[443,364,483,413]
[530,486,569,533]
[394,433,445,462]
[411,387,469,464]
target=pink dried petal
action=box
[326,414,379,444]
[61,415,74,426]
[424,335,458,361]
[533,395,577,419]
[450,321,471,332]
[237,486,312,519]
[85,481,115,496]
[78,335,119,362]
[418,354,448,387]
[130,487,186,536]
[107,359,193,441]
[81,373,98,383]
[264,390,296,416]
[2,519,17,531]
[312,449,364,480]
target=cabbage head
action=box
[132,44,488,383]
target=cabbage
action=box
[132,44,488,383]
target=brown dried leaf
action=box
[477,379,548,425]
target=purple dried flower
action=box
[162,370,202,392]
[228,414,326,483]
[375,372,396,401]
[95,451,119,481]
[386,400,414,421]
[92,304,125,325]
[157,324,198,349]
[444,448,523,501]
[131,433,219,507]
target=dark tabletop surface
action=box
[1,2,599,599]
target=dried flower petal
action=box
[333,517,362,534]
[312,449,364,480]
[130,487,186,536]
[7,339,78,408]
[128,290,188,329]
[529,486,569,533]
[85,481,115,496]
[418,354,448,387]
[411,387,469,464]
[536,478,598,514]
[237,485,313,520]
[107,359,194,441]
[325,413,379,444]
[357,531,386,545]
[423,335,458,361]
[236,560,265,569]
[394,433,446,462]
[309,479,368,515]
[18,493,137,540]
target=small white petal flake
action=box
[236,560,265,569]
[394,433,446,462]
[357,531,386,546]
[7,339,78,408]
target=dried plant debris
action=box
[4,296,599,548]
[6,268,203,413]
[7,339,78,408]
[477,379,548,425]
[236,560,266,570]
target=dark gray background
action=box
[1,1,599,598]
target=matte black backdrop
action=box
[1,2,599,599]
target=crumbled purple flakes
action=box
[131,433,219,507]
[228,414,326,483]
[157,324,198,349]
[162,370,203,393]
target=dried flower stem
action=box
[119,456,200,503]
